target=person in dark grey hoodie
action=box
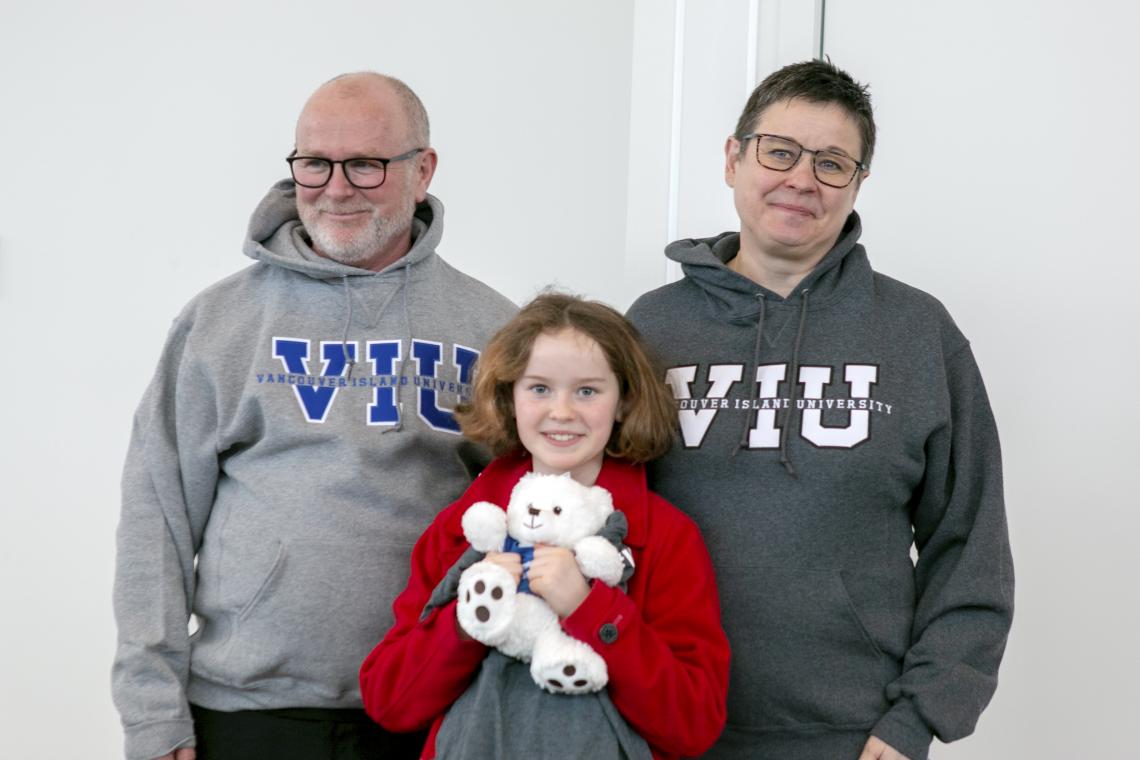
[111,73,516,760]
[626,60,1013,760]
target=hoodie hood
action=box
[665,211,866,325]
[241,178,447,393]
[243,178,444,280]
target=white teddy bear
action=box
[456,471,629,695]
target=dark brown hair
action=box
[456,292,676,462]
[734,59,876,168]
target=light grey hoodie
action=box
[627,213,1013,760]
[112,180,516,760]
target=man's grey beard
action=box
[299,192,416,268]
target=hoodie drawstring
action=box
[339,267,414,427]
[778,290,810,477]
[387,265,414,433]
[340,274,356,381]
[735,289,810,477]
[735,293,767,455]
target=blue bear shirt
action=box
[502,536,535,594]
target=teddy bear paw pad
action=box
[456,562,517,644]
[545,664,591,691]
[532,656,607,695]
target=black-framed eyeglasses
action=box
[286,148,425,189]
[742,133,866,188]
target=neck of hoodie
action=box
[726,241,828,297]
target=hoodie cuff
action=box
[124,719,195,760]
[872,699,933,760]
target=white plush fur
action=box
[455,471,625,694]
[572,535,626,587]
[461,500,509,553]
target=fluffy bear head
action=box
[506,471,614,547]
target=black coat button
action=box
[598,623,619,644]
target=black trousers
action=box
[190,705,428,760]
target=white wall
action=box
[1,1,1136,758]
[822,2,1140,757]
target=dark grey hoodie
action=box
[112,180,516,760]
[627,213,1013,760]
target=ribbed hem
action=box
[124,718,194,760]
[872,700,933,760]
[186,674,360,713]
[700,726,870,759]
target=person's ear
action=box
[724,135,742,188]
[413,148,439,202]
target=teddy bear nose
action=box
[528,506,541,516]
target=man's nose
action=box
[323,164,357,198]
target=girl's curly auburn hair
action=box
[455,292,676,462]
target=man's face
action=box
[294,82,434,271]
[726,98,866,267]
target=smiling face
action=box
[293,75,435,271]
[512,329,622,486]
[726,98,866,274]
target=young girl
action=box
[360,293,729,759]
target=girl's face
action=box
[512,328,622,486]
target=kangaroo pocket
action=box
[716,564,907,732]
[195,537,413,699]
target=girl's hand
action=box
[527,544,590,618]
[482,551,524,587]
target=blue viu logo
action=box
[272,338,357,422]
[271,337,478,432]
[412,340,479,432]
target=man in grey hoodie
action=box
[112,73,516,760]
[627,60,1013,760]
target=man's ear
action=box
[413,148,439,202]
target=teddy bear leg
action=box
[491,592,557,662]
[455,561,517,646]
[530,628,609,695]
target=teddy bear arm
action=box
[461,501,509,553]
[573,535,626,587]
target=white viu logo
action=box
[666,363,882,449]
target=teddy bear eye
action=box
[553,506,562,515]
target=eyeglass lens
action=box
[754,135,858,188]
[291,158,388,189]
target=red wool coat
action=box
[360,455,730,759]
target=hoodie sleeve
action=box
[871,344,1014,759]
[112,315,218,760]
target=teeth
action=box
[545,433,578,442]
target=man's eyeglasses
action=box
[286,148,425,189]
[741,133,866,188]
